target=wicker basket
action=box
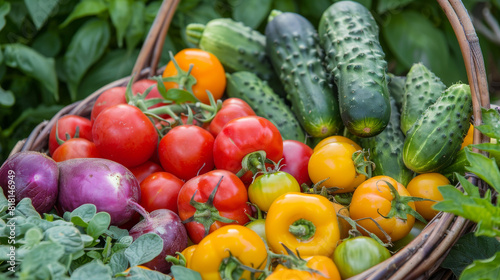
[8,0,491,279]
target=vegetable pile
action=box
[2,1,500,279]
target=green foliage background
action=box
[1,0,500,163]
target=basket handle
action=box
[437,0,490,146]
[130,0,180,82]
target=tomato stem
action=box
[289,219,316,240]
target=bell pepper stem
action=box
[289,219,316,240]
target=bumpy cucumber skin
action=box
[359,98,414,186]
[403,84,472,173]
[226,71,306,142]
[400,63,446,135]
[186,18,284,97]
[319,0,390,137]
[387,73,406,112]
[265,12,343,138]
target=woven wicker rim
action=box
[9,1,491,279]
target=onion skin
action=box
[57,158,140,226]
[129,208,188,273]
[0,151,59,214]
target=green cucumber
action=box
[359,97,414,186]
[265,12,343,138]
[387,73,406,112]
[319,0,391,137]
[403,84,473,173]
[400,63,446,135]
[440,148,468,183]
[225,71,305,142]
[186,18,284,97]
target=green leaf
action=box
[460,251,500,280]
[109,0,133,48]
[470,143,500,166]
[0,86,14,107]
[376,0,415,13]
[127,266,173,280]
[71,260,112,279]
[87,212,111,240]
[45,226,84,254]
[230,0,272,29]
[60,0,108,28]
[21,242,65,274]
[46,262,67,279]
[465,148,500,192]
[125,1,145,52]
[124,233,163,267]
[105,226,129,240]
[23,0,59,30]
[32,30,62,57]
[441,232,500,277]
[171,265,202,280]
[0,1,11,31]
[476,107,500,139]
[63,18,110,101]
[3,43,58,101]
[382,11,450,85]
[109,249,129,275]
[14,198,40,218]
[70,204,97,223]
[87,250,103,260]
[0,191,8,213]
[22,227,43,248]
[81,234,94,247]
[113,235,134,252]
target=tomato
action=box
[332,202,351,239]
[128,160,164,184]
[280,140,313,186]
[158,125,214,181]
[90,86,127,125]
[461,124,474,149]
[406,173,449,220]
[140,172,184,214]
[177,170,252,243]
[245,218,267,246]
[333,236,391,279]
[308,142,367,193]
[189,225,268,280]
[207,98,256,138]
[313,135,362,152]
[248,171,301,212]
[49,115,93,155]
[265,192,340,257]
[162,48,226,104]
[51,138,100,162]
[349,176,416,242]
[213,116,283,184]
[268,256,341,280]
[92,104,158,168]
[132,79,162,100]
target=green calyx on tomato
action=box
[352,150,375,178]
[379,180,429,224]
[162,51,198,95]
[55,122,80,145]
[235,150,277,179]
[182,176,236,236]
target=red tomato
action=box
[213,116,283,184]
[132,79,169,116]
[90,86,127,125]
[140,172,184,214]
[92,104,158,168]
[280,140,313,186]
[49,115,93,156]
[158,125,215,181]
[177,170,252,243]
[51,138,100,162]
[129,161,164,184]
[207,98,256,138]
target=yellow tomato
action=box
[267,256,341,280]
[406,173,449,220]
[313,135,362,152]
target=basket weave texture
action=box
[9,0,492,279]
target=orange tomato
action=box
[406,173,449,220]
[162,48,226,104]
[313,135,362,152]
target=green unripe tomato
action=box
[333,236,391,279]
[248,171,300,212]
[245,219,267,246]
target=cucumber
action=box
[225,71,306,142]
[358,97,414,186]
[186,18,285,97]
[319,0,391,137]
[440,148,468,184]
[387,73,406,112]
[403,84,473,173]
[400,63,446,135]
[265,12,343,138]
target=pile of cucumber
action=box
[186,0,472,182]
